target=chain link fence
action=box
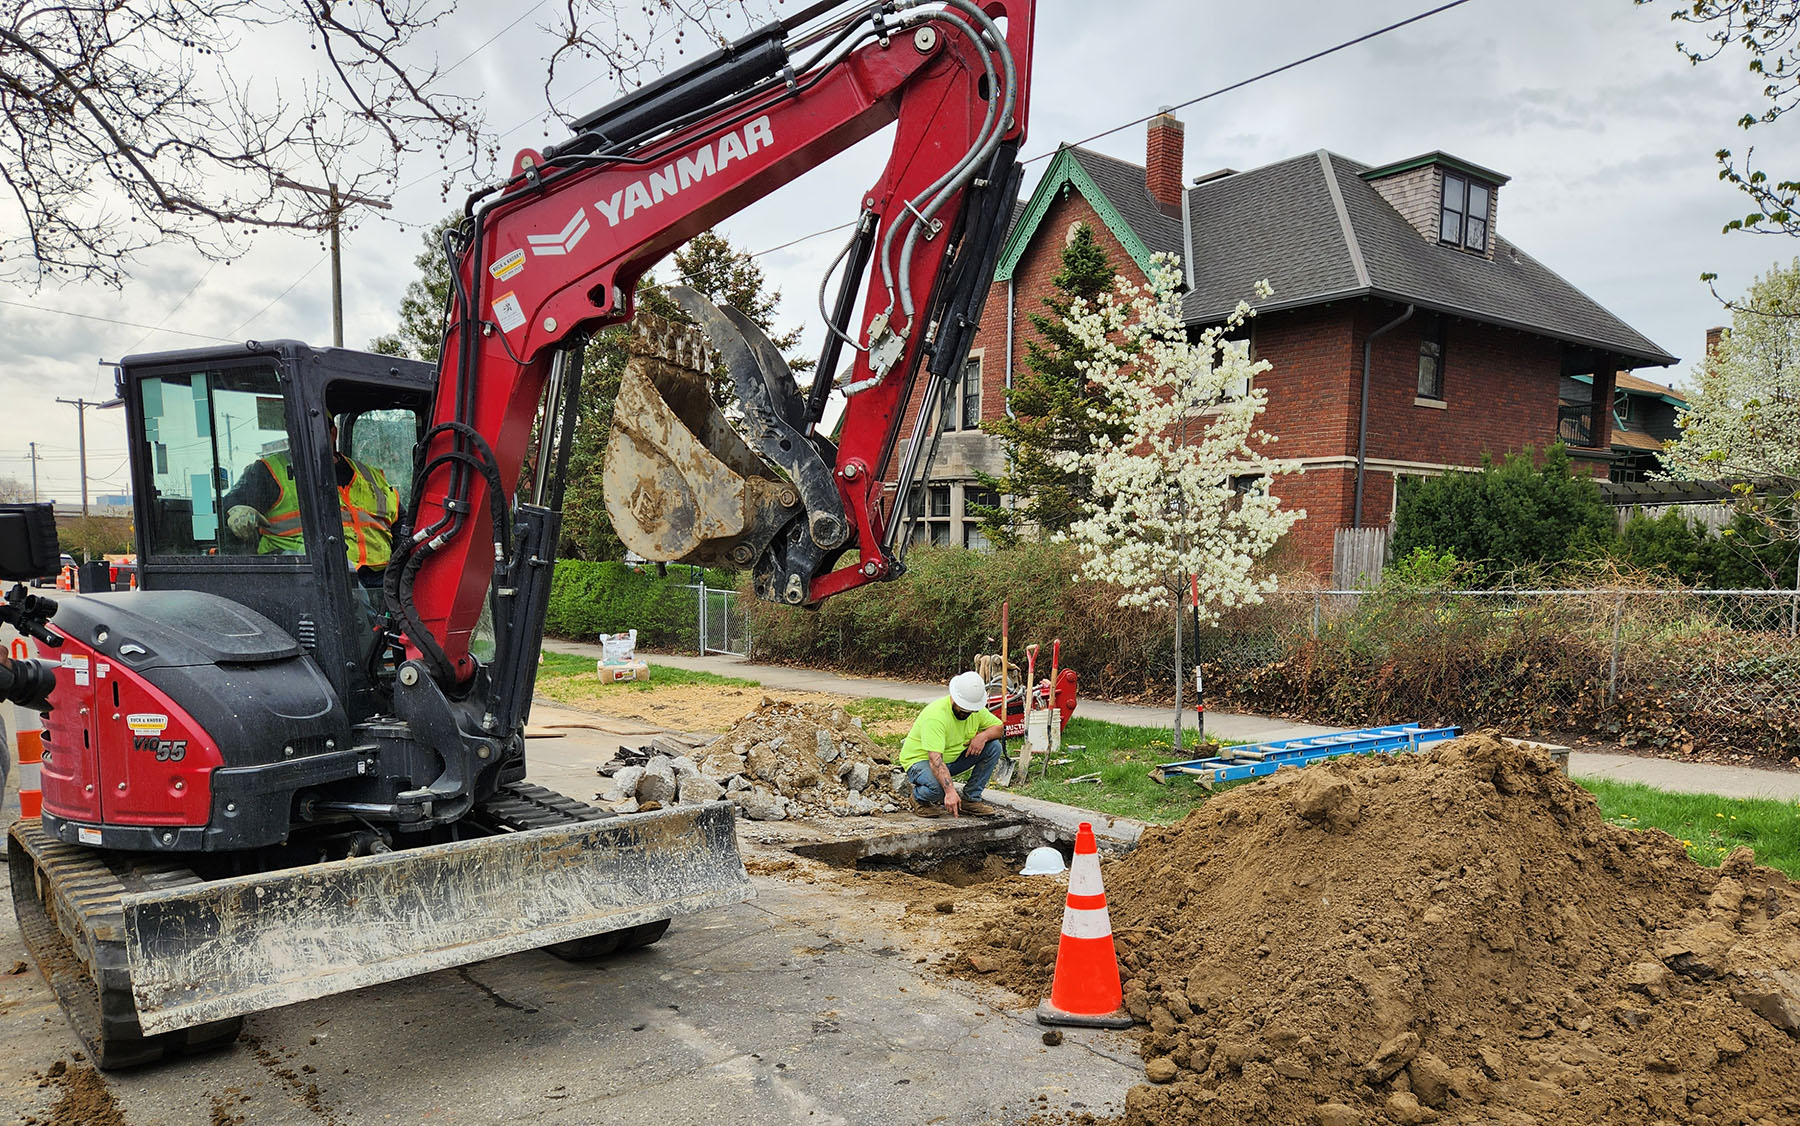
[695,584,752,657]
[1197,589,1800,759]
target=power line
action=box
[226,254,329,338]
[440,2,551,80]
[0,298,240,343]
[659,0,1487,263]
[1022,0,1481,164]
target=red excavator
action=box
[1,0,1033,1068]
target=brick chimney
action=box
[1146,108,1184,210]
[1705,325,1726,357]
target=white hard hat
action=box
[949,671,987,711]
[1020,846,1066,876]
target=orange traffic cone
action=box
[13,703,43,820]
[1037,821,1134,1028]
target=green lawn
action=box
[1579,778,1800,879]
[536,650,758,690]
[996,717,1233,823]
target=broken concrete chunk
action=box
[815,730,840,765]
[678,773,725,805]
[608,766,646,798]
[732,785,787,821]
[727,774,752,792]
[845,763,870,793]
[636,762,678,805]
[668,755,700,779]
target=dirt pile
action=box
[953,735,1800,1125]
[22,1057,126,1126]
[600,698,901,820]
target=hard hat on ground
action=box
[1020,846,1066,876]
[949,671,987,711]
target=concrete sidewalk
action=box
[543,641,1800,802]
[543,640,1340,744]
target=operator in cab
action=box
[897,671,1005,818]
[223,417,399,583]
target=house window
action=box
[938,355,981,431]
[928,484,951,518]
[962,486,998,552]
[961,355,982,429]
[1417,316,1446,400]
[1439,174,1491,253]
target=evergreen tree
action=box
[976,222,1125,542]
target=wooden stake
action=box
[1019,643,1039,781]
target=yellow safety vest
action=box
[257,451,399,568]
[257,453,305,555]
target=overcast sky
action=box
[1,0,1790,505]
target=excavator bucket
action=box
[89,802,748,1036]
[604,295,849,589]
[605,310,800,568]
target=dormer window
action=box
[1440,174,1491,253]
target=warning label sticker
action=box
[488,248,527,281]
[492,291,527,333]
[61,653,90,687]
[127,713,170,736]
[77,827,103,846]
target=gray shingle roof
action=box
[1066,147,1675,368]
[1067,147,1184,260]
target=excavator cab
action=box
[122,343,435,721]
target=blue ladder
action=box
[1157,724,1461,785]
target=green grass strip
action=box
[1577,777,1800,879]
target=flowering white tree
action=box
[1060,255,1302,620]
[1665,260,1800,485]
[1663,260,1800,575]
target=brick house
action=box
[1559,369,1690,483]
[885,113,1678,574]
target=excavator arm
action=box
[391,0,1035,685]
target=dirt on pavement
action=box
[23,1057,126,1126]
[537,677,915,740]
[929,734,1800,1126]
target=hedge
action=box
[748,542,1183,696]
[544,560,737,650]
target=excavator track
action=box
[6,782,671,1069]
[7,818,244,1069]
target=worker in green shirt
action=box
[897,671,1005,818]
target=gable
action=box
[996,147,1157,282]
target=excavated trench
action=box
[789,807,1121,886]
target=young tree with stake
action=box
[1058,256,1302,743]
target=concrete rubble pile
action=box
[598,698,904,821]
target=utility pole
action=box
[27,441,40,502]
[54,397,94,516]
[272,177,392,346]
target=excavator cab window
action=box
[137,363,297,559]
[338,407,422,511]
